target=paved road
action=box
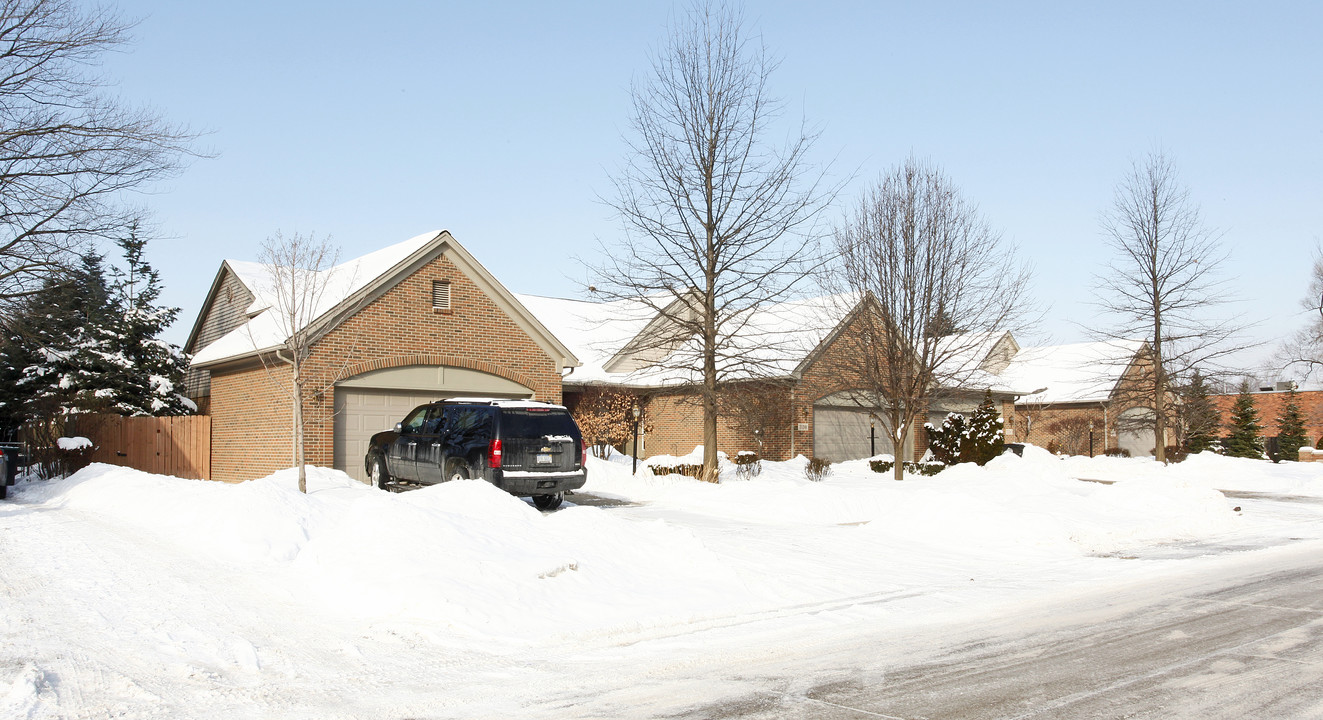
[648,547,1323,719]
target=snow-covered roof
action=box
[192,231,442,366]
[518,292,858,388]
[191,231,577,371]
[997,339,1147,405]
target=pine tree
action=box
[1276,386,1308,462]
[1223,382,1265,459]
[924,412,966,465]
[107,226,193,415]
[0,233,193,432]
[13,252,121,419]
[962,391,1006,466]
[1180,369,1220,454]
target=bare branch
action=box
[586,1,838,481]
[1090,151,1251,462]
[0,0,203,309]
[826,156,1034,479]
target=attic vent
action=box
[432,281,452,310]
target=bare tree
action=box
[829,156,1032,480]
[253,232,340,494]
[1281,248,1323,380]
[590,2,834,482]
[0,0,199,308]
[1093,152,1243,463]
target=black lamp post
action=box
[1089,421,1095,457]
[869,417,876,457]
[631,403,641,475]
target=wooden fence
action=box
[64,415,211,480]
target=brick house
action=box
[518,294,1025,463]
[1000,339,1165,456]
[185,230,578,482]
[518,288,1163,461]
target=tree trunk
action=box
[293,363,307,493]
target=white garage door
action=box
[334,389,447,482]
[813,406,902,463]
[1116,407,1156,458]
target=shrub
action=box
[870,459,944,476]
[647,463,705,479]
[805,457,831,482]
[924,413,965,466]
[1163,445,1188,463]
[1102,447,1131,458]
[923,392,1005,467]
[732,451,762,479]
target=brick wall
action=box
[639,386,793,459]
[1211,390,1323,446]
[210,362,293,482]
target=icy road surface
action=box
[1,448,1321,718]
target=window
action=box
[400,406,429,434]
[432,280,451,310]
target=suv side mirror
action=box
[394,422,403,433]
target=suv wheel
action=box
[533,492,563,511]
[445,460,470,483]
[371,456,392,491]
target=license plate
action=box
[536,453,553,465]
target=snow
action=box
[999,338,1148,404]
[2,450,1321,716]
[518,292,859,386]
[55,436,92,451]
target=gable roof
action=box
[188,230,578,370]
[998,339,1148,404]
[519,292,858,387]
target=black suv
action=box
[365,398,587,510]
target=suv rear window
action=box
[502,410,579,439]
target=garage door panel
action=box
[334,389,447,483]
[813,406,911,463]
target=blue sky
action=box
[102,1,1321,371]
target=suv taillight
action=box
[488,439,503,468]
[581,443,588,467]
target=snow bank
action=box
[587,444,1241,554]
[29,464,753,642]
[15,448,1279,644]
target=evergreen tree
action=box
[108,226,193,415]
[962,391,1006,465]
[0,232,193,432]
[1180,369,1220,454]
[1276,386,1308,462]
[1223,382,1265,459]
[924,412,967,465]
[13,253,120,417]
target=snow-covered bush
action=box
[732,451,761,479]
[923,393,1005,467]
